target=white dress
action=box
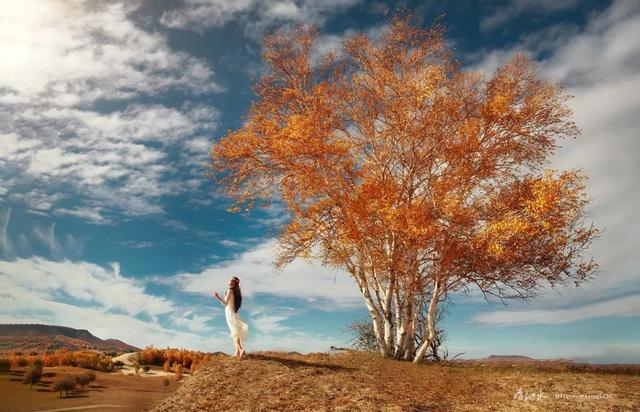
[225,289,249,343]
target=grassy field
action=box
[150,351,640,412]
[0,365,182,412]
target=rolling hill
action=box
[0,323,140,353]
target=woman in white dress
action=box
[213,276,248,358]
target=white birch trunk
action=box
[412,278,440,363]
[382,276,394,352]
[402,295,416,360]
[354,270,391,356]
[393,288,407,359]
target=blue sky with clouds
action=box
[0,0,638,363]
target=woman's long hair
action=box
[230,277,242,313]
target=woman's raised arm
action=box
[212,290,230,306]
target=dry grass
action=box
[150,351,640,412]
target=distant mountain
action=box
[485,355,535,362]
[450,354,579,364]
[0,323,140,353]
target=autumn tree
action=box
[53,375,76,398]
[86,370,97,387]
[210,13,598,363]
[23,364,42,389]
[75,373,91,391]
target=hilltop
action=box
[0,323,140,353]
[150,351,639,411]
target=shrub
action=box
[143,365,150,373]
[345,320,378,352]
[134,362,140,375]
[0,358,10,373]
[75,373,91,391]
[163,359,170,372]
[174,364,183,381]
[23,365,42,389]
[86,370,97,386]
[52,375,76,398]
[97,358,113,372]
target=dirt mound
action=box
[150,351,395,411]
[149,351,639,411]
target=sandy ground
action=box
[111,352,179,378]
[0,365,181,412]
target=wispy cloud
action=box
[0,1,219,105]
[480,0,579,32]
[0,0,221,222]
[0,208,15,258]
[160,0,362,37]
[157,238,362,309]
[473,293,640,325]
[31,223,83,260]
[54,207,110,225]
[0,258,175,320]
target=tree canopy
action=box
[210,14,598,362]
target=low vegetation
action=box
[174,364,183,381]
[22,362,43,389]
[138,345,219,370]
[52,375,76,398]
[0,358,11,373]
[50,371,96,398]
[7,349,114,371]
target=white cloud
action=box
[0,258,174,319]
[0,0,219,105]
[32,223,63,259]
[160,0,362,37]
[1,103,219,217]
[251,314,291,333]
[0,208,15,258]
[160,238,363,308]
[168,309,219,334]
[183,136,213,154]
[0,0,221,221]
[473,293,640,325]
[313,23,387,65]
[54,207,110,225]
[245,330,339,352]
[0,133,40,160]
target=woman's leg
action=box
[238,339,245,358]
[234,338,243,358]
[232,338,240,357]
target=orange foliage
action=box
[9,349,113,371]
[138,346,216,368]
[210,13,598,360]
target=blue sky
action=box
[0,0,638,363]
